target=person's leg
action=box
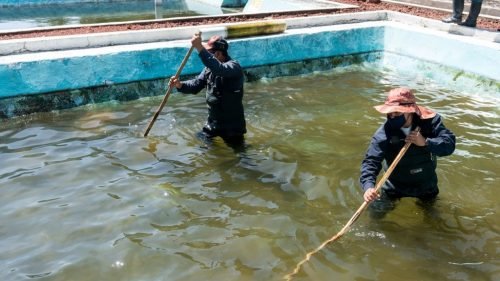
[442,0,464,23]
[221,134,246,153]
[460,0,483,27]
[196,125,216,146]
[416,191,440,220]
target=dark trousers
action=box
[368,181,439,220]
[196,125,245,152]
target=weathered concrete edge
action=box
[386,10,500,41]
[382,21,500,80]
[1,18,498,100]
[0,4,356,36]
[0,9,498,56]
[0,22,386,99]
[0,10,372,56]
[1,16,498,118]
[0,20,292,56]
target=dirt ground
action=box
[0,0,498,40]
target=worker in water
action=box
[169,34,246,149]
[360,87,456,218]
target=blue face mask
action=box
[387,114,406,129]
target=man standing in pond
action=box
[169,34,246,149]
[360,88,456,218]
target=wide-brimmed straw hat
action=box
[374,87,436,119]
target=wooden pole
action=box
[143,32,201,137]
[284,128,419,280]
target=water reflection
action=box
[0,0,241,31]
[0,65,498,281]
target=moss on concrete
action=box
[227,21,286,38]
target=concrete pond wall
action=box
[0,12,498,118]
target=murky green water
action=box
[1,64,498,281]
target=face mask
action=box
[387,114,406,129]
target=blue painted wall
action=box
[0,26,384,99]
[0,24,498,101]
[234,27,383,68]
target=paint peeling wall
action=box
[0,52,383,118]
[383,24,500,80]
[1,22,498,118]
[0,25,384,99]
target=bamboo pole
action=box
[143,32,201,137]
[284,128,419,280]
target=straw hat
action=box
[374,88,436,119]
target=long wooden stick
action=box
[143,32,200,137]
[284,129,419,280]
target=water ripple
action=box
[0,64,498,281]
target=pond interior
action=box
[0,61,498,280]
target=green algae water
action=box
[1,64,498,281]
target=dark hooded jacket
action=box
[178,49,246,136]
[360,113,455,197]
